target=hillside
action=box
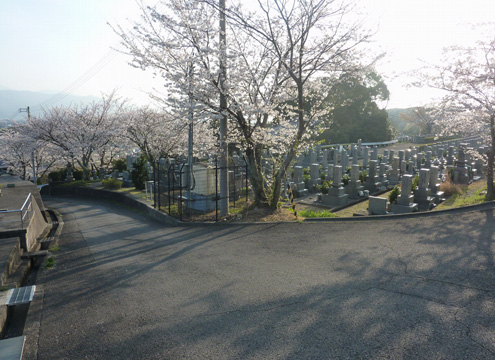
[0,89,100,121]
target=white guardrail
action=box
[321,140,398,149]
[0,193,33,229]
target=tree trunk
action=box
[487,114,495,200]
[245,146,269,207]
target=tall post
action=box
[187,63,194,212]
[219,0,229,216]
[20,106,36,184]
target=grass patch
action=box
[436,181,488,211]
[49,244,60,252]
[45,257,55,269]
[0,285,10,292]
[58,180,91,187]
[298,209,338,218]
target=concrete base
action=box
[431,191,445,204]
[321,187,348,207]
[345,184,364,200]
[294,189,309,198]
[389,202,418,214]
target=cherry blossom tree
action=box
[116,0,372,208]
[125,105,216,163]
[0,125,60,182]
[415,35,495,199]
[28,91,127,180]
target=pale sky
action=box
[1,0,495,111]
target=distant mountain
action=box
[0,89,100,120]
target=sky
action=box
[1,0,495,112]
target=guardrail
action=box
[0,193,33,229]
[321,140,398,149]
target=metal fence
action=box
[0,193,33,229]
[148,160,250,222]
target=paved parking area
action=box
[25,197,495,359]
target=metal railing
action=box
[0,193,33,229]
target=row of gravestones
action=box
[369,167,444,215]
[290,135,489,210]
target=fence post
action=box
[215,157,218,222]
[157,161,161,210]
[180,163,186,222]
[233,164,236,209]
[245,162,248,203]
[168,163,173,215]
[153,163,156,208]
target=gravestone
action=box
[333,148,340,165]
[309,163,321,189]
[398,150,405,165]
[378,163,389,188]
[416,153,424,170]
[368,196,388,215]
[310,149,317,164]
[383,150,389,164]
[327,164,334,182]
[388,150,395,164]
[414,168,435,210]
[364,160,381,193]
[322,149,328,168]
[341,150,349,169]
[425,151,432,168]
[389,174,418,214]
[351,144,358,165]
[453,147,469,184]
[362,147,369,169]
[345,164,364,199]
[429,166,445,203]
[320,165,348,206]
[292,166,308,197]
[371,146,378,161]
[400,160,407,176]
[405,149,411,162]
[388,157,400,185]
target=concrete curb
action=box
[303,200,495,222]
[23,208,65,360]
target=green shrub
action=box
[303,167,310,176]
[131,155,149,190]
[411,175,419,191]
[303,174,310,187]
[113,158,127,172]
[389,185,401,203]
[48,168,67,182]
[345,166,351,174]
[359,170,367,183]
[102,178,123,190]
[320,180,331,194]
[320,171,326,181]
[341,174,350,186]
[73,169,84,180]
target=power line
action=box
[30,0,165,112]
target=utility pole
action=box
[219,0,229,216]
[19,107,37,185]
[187,62,194,212]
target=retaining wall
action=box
[43,186,180,226]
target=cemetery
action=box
[286,136,488,217]
[39,134,491,221]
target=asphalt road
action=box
[24,197,495,359]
